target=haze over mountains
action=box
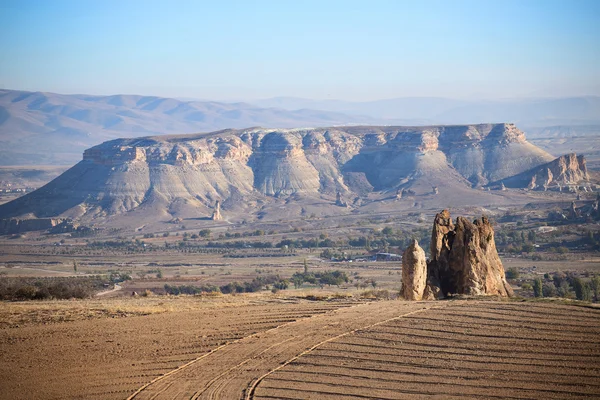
[1,89,600,166]
[251,96,600,126]
[0,90,375,165]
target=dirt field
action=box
[1,297,599,400]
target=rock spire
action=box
[401,210,513,300]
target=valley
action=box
[1,123,598,400]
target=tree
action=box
[533,278,543,298]
[292,276,304,289]
[156,269,163,279]
[382,226,394,236]
[199,229,211,238]
[557,281,571,298]
[591,275,600,302]
[73,261,78,273]
[542,283,557,297]
[573,278,592,301]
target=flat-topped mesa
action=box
[402,210,514,300]
[0,124,556,221]
[83,136,253,167]
[83,146,147,165]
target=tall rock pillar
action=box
[400,239,428,300]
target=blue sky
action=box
[0,0,599,100]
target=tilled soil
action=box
[256,301,600,400]
[1,299,599,400]
[0,299,355,400]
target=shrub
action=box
[0,276,107,300]
[520,283,532,292]
[360,289,392,300]
[164,284,220,295]
[505,267,519,280]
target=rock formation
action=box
[400,239,428,300]
[0,124,556,223]
[569,201,580,220]
[498,153,589,190]
[335,191,348,207]
[211,200,222,221]
[401,210,513,300]
[0,218,67,235]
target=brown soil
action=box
[1,299,599,400]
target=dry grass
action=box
[0,293,286,328]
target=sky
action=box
[0,0,599,101]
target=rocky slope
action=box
[0,124,554,223]
[498,153,589,189]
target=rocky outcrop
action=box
[400,240,428,300]
[402,210,513,300]
[335,191,348,207]
[498,153,589,190]
[0,124,556,222]
[211,200,222,221]
[0,218,66,235]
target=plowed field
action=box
[1,299,599,400]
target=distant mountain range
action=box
[1,89,599,166]
[0,90,375,165]
[250,96,600,127]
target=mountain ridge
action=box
[0,123,555,226]
[2,89,600,166]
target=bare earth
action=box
[1,298,599,400]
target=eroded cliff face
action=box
[501,153,589,190]
[424,210,514,298]
[0,124,555,220]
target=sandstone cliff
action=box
[0,124,554,221]
[497,153,589,190]
[402,210,513,300]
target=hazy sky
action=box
[1,0,599,101]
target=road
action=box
[95,283,122,297]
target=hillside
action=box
[0,90,375,165]
[0,124,555,228]
[498,153,590,189]
[2,89,600,167]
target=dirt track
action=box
[2,299,600,399]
